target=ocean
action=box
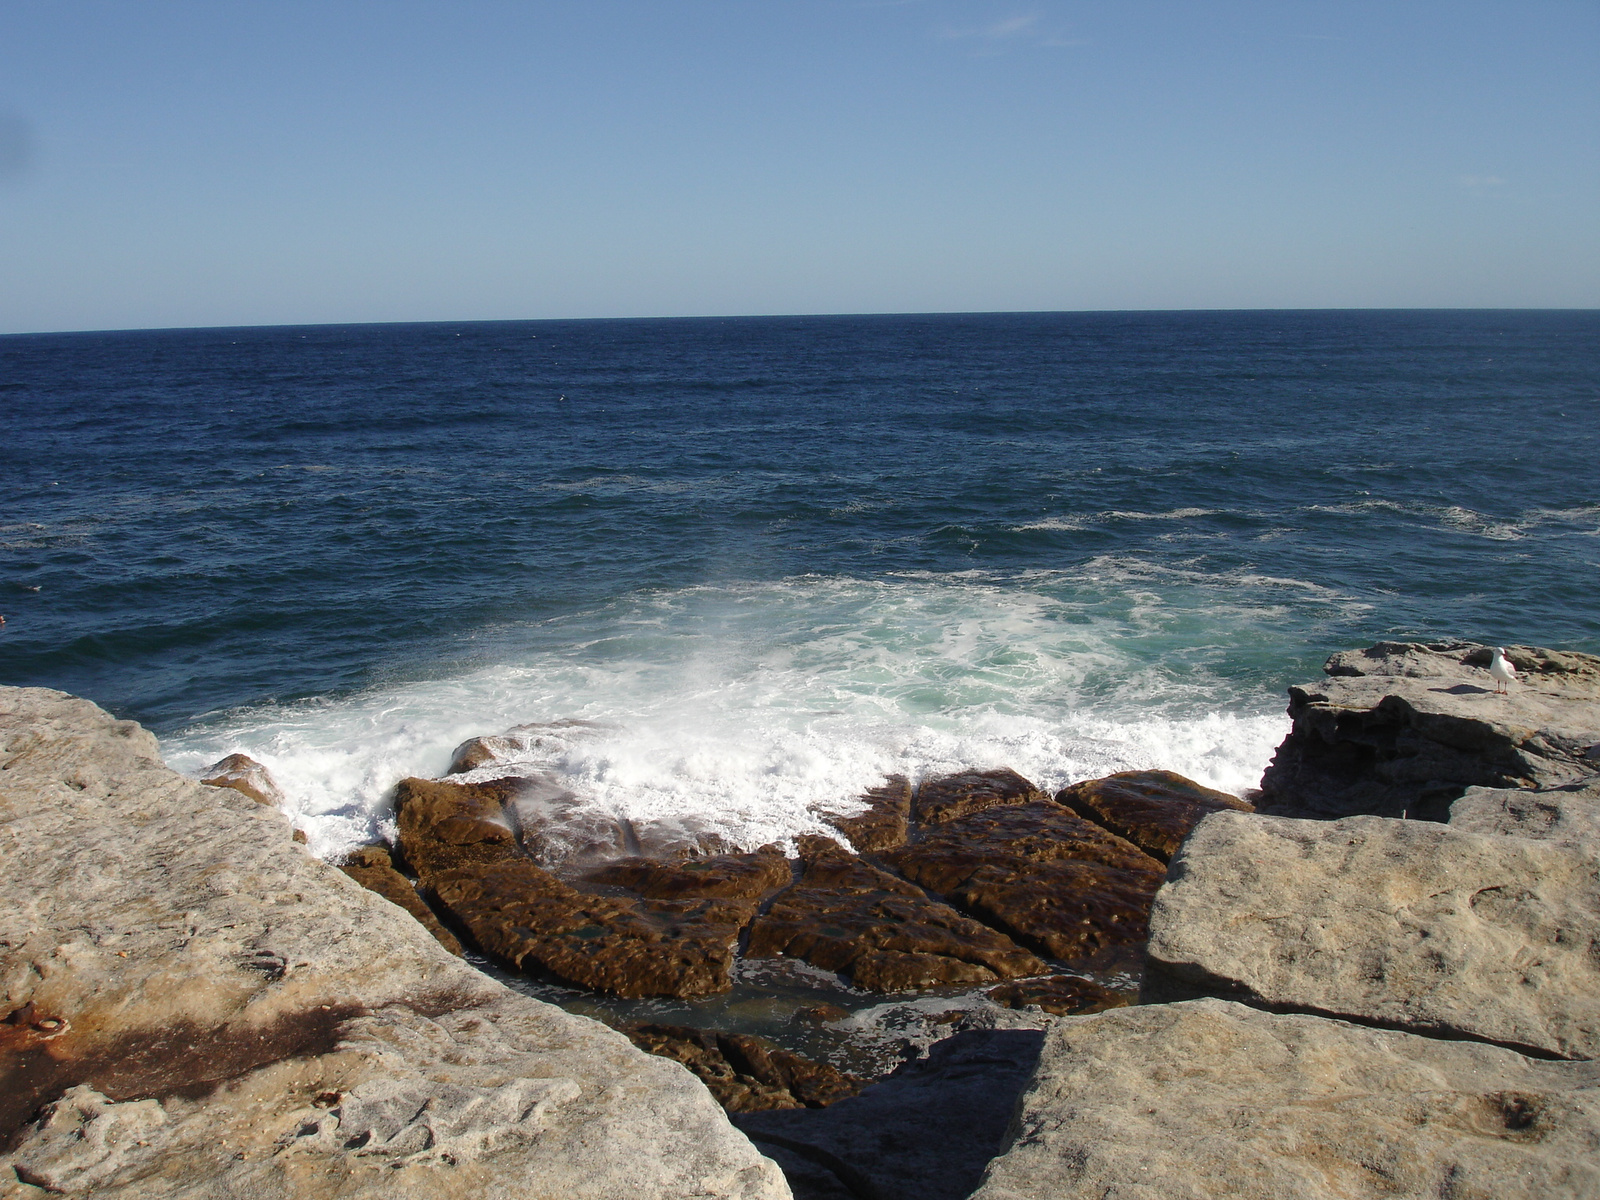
[4,310,1598,862]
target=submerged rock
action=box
[823,774,911,852]
[1056,768,1252,862]
[0,688,787,1199]
[396,776,754,998]
[882,802,1165,969]
[913,768,1045,825]
[986,975,1129,1017]
[337,844,464,956]
[1259,640,1600,820]
[746,837,1044,991]
[625,1024,864,1113]
[199,752,284,808]
[972,999,1600,1200]
[445,718,610,775]
[1145,810,1600,1059]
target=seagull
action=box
[1489,646,1517,695]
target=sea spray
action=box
[162,573,1292,858]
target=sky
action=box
[0,0,1596,333]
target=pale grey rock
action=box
[972,999,1600,1200]
[1451,779,1600,845]
[1145,810,1600,1058]
[0,688,788,1200]
[1259,640,1600,820]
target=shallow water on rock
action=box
[476,952,1136,1079]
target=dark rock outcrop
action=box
[338,844,464,956]
[824,775,911,852]
[584,845,792,900]
[626,1024,864,1113]
[913,768,1045,825]
[745,838,1045,991]
[396,776,754,998]
[1056,768,1253,862]
[881,802,1165,970]
[1259,641,1600,820]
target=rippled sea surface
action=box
[3,311,1597,855]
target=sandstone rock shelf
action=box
[0,688,788,1199]
[1259,640,1600,821]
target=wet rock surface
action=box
[735,1029,1047,1200]
[397,776,754,998]
[824,775,911,852]
[1146,809,1600,1058]
[585,845,792,900]
[445,718,610,776]
[0,688,788,1200]
[746,838,1046,991]
[337,844,464,956]
[913,768,1045,825]
[986,974,1129,1016]
[625,1024,865,1113]
[973,999,1600,1200]
[1259,640,1600,820]
[882,802,1165,969]
[1056,768,1253,862]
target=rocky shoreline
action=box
[3,639,1599,1197]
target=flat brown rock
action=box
[914,768,1044,825]
[746,839,1044,991]
[396,777,751,999]
[431,860,754,998]
[626,1024,864,1113]
[338,844,464,956]
[825,775,912,852]
[394,776,523,874]
[882,803,1165,969]
[585,846,792,899]
[1056,769,1253,862]
[987,975,1130,1017]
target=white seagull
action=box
[1489,646,1517,695]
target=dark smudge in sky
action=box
[0,114,37,181]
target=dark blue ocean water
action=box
[3,311,1598,855]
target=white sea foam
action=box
[162,574,1293,860]
[1015,508,1221,532]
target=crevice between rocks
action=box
[1141,965,1572,1061]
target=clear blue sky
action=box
[1,1,1595,332]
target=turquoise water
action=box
[3,310,1596,856]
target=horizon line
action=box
[5,305,1598,340]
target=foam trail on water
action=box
[162,574,1298,859]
